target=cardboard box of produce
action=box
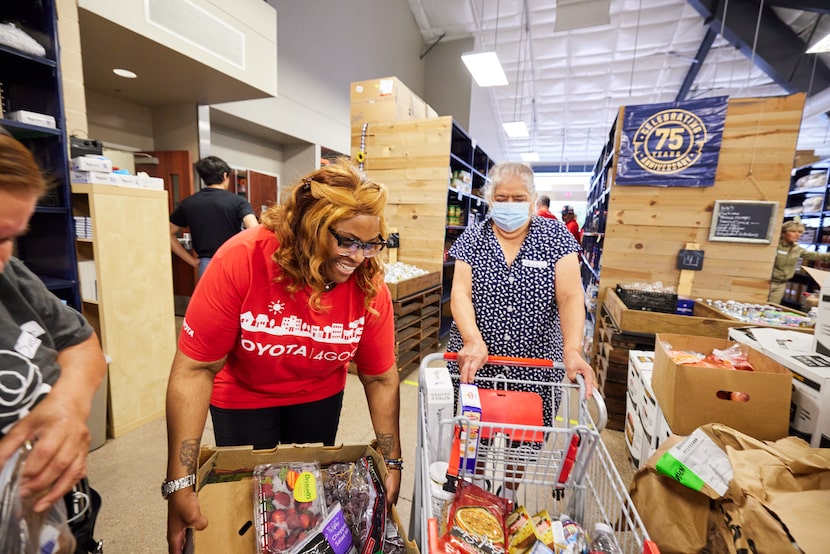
[652,333,792,440]
[190,443,417,553]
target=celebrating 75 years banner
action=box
[616,96,728,187]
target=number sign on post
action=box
[708,200,778,244]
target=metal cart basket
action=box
[410,352,658,553]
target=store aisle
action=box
[86,364,632,552]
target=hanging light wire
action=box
[742,0,765,93]
[627,0,645,96]
[711,0,729,93]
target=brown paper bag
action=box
[628,434,711,553]
[716,432,830,553]
[630,423,830,554]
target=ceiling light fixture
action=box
[112,68,138,79]
[521,152,539,162]
[462,51,508,87]
[807,32,830,54]
[462,0,508,87]
[503,121,529,138]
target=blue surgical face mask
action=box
[490,202,530,232]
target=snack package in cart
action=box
[253,462,328,553]
[439,479,511,554]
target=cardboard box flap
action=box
[802,266,830,286]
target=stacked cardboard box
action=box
[350,76,436,129]
[624,350,672,468]
[652,333,793,441]
[729,327,830,447]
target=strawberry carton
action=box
[254,462,327,553]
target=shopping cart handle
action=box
[439,352,607,430]
[442,352,555,368]
[575,373,608,432]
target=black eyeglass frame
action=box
[327,226,387,257]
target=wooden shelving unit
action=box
[3,0,80,310]
[352,116,492,339]
[71,184,177,437]
[393,284,441,375]
[579,94,806,421]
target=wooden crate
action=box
[386,271,441,300]
[693,300,812,333]
[393,284,442,375]
[603,287,750,339]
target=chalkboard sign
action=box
[677,249,705,270]
[708,200,778,244]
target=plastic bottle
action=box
[590,522,622,554]
[428,461,454,535]
[559,514,589,553]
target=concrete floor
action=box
[86,359,635,553]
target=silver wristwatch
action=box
[161,474,196,499]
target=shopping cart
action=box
[409,352,659,554]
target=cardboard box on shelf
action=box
[410,94,427,120]
[652,333,793,440]
[350,76,413,103]
[350,98,414,128]
[70,170,117,185]
[628,350,672,467]
[190,443,417,554]
[350,76,431,128]
[805,267,830,355]
[77,260,98,302]
[729,326,830,448]
[7,109,56,128]
[71,155,113,173]
[624,391,644,467]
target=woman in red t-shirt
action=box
[165,160,402,552]
[561,205,582,244]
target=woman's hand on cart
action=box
[455,339,489,383]
[564,348,596,399]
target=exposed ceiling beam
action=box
[676,27,717,101]
[687,0,830,96]
[765,0,830,14]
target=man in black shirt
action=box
[169,156,259,277]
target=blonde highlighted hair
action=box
[261,158,388,311]
[781,220,805,234]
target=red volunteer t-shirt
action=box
[178,226,396,409]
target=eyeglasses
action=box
[328,227,386,258]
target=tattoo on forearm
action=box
[179,438,200,473]
[376,433,396,457]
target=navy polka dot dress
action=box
[447,215,581,425]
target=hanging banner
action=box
[616,96,728,187]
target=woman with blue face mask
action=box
[446,162,596,498]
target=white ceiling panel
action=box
[409,0,830,168]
